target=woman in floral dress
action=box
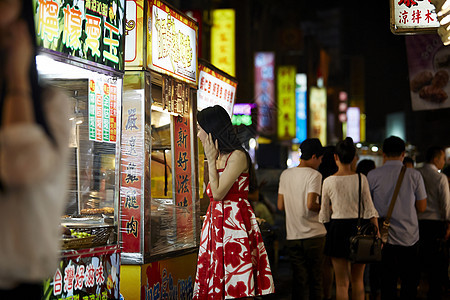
[193,105,274,300]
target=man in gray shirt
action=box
[367,136,427,300]
[417,146,450,299]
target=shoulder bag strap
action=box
[384,166,407,226]
[357,173,362,233]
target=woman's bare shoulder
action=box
[228,150,248,172]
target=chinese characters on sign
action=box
[142,254,196,300]
[44,246,120,300]
[174,116,192,208]
[197,63,238,116]
[88,76,118,143]
[151,1,197,85]
[309,87,327,146]
[254,52,276,135]
[120,91,144,253]
[33,0,125,70]
[211,9,235,77]
[144,269,193,299]
[277,66,296,140]
[295,73,307,143]
[174,116,193,240]
[391,0,439,33]
[162,75,190,116]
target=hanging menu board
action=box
[197,61,237,117]
[148,0,198,85]
[88,75,120,143]
[390,0,439,34]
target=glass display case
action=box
[37,55,122,251]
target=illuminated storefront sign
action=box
[277,66,296,140]
[211,9,235,77]
[254,52,275,136]
[309,87,327,146]
[149,1,198,85]
[232,103,255,126]
[33,0,125,71]
[390,0,439,34]
[295,74,307,143]
[347,107,360,143]
[88,76,120,143]
[197,63,238,116]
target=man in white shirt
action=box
[278,138,326,300]
[417,146,450,299]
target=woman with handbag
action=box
[319,137,379,300]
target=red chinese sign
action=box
[173,115,193,239]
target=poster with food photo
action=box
[406,34,450,111]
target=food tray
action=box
[61,236,95,250]
[65,225,114,247]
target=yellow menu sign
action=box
[211,9,235,77]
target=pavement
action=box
[256,254,450,300]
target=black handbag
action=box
[349,173,382,263]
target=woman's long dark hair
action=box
[197,105,255,187]
[197,105,242,154]
[0,0,53,142]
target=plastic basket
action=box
[66,226,114,247]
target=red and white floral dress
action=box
[193,157,275,299]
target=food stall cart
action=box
[120,1,200,299]
[32,0,125,299]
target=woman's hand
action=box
[203,133,219,163]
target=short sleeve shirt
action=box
[367,160,427,246]
[278,167,326,240]
[319,174,379,223]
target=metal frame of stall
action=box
[120,0,200,299]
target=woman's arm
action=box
[318,181,331,223]
[370,216,380,237]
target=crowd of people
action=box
[193,103,449,300]
[277,136,450,300]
